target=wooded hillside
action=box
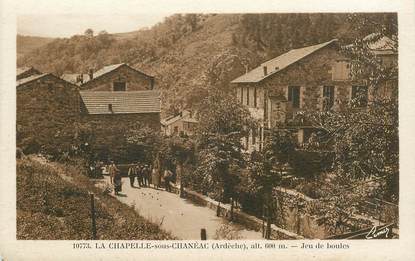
[17,13,396,115]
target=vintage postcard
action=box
[1,0,415,260]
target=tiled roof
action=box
[231,39,338,83]
[16,73,49,87]
[88,63,124,81]
[80,90,160,115]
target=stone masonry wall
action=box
[17,75,80,154]
[81,65,154,91]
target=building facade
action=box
[17,63,161,161]
[161,110,198,137]
[16,73,80,154]
[231,38,397,152]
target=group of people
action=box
[127,163,151,188]
[107,161,175,195]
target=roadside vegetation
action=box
[17,156,175,240]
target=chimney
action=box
[263,66,267,76]
[88,69,94,80]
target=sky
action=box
[14,0,199,38]
[17,14,169,38]
[13,0,401,38]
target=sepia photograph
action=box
[14,12,400,242]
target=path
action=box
[97,176,262,240]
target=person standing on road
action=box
[109,161,118,185]
[151,168,160,189]
[143,164,150,187]
[109,161,121,195]
[113,162,122,195]
[163,169,173,192]
[137,164,144,187]
[128,163,137,187]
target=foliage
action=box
[213,224,242,240]
[194,90,254,202]
[242,128,296,198]
[236,13,397,58]
[126,124,162,164]
[240,127,296,238]
[310,173,376,235]
[299,14,399,233]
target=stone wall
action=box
[170,183,304,240]
[16,75,80,154]
[81,65,154,91]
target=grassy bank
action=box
[17,156,175,240]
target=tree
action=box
[303,14,398,233]
[244,127,296,239]
[125,124,162,164]
[167,136,195,197]
[84,28,94,38]
[195,90,255,219]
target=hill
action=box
[17,13,397,115]
[16,35,55,59]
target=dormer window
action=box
[113,81,126,91]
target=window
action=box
[113,82,126,91]
[254,87,257,108]
[246,87,250,106]
[173,126,179,134]
[108,104,113,113]
[322,86,335,110]
[351,86,368,107]
[288,86,301,108]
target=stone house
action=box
[61,63,161,161]
[17,63,161,161]
[16,73,80,154]
[79,90,161,161]
[231,38,397,152]
[161,110,198,137]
